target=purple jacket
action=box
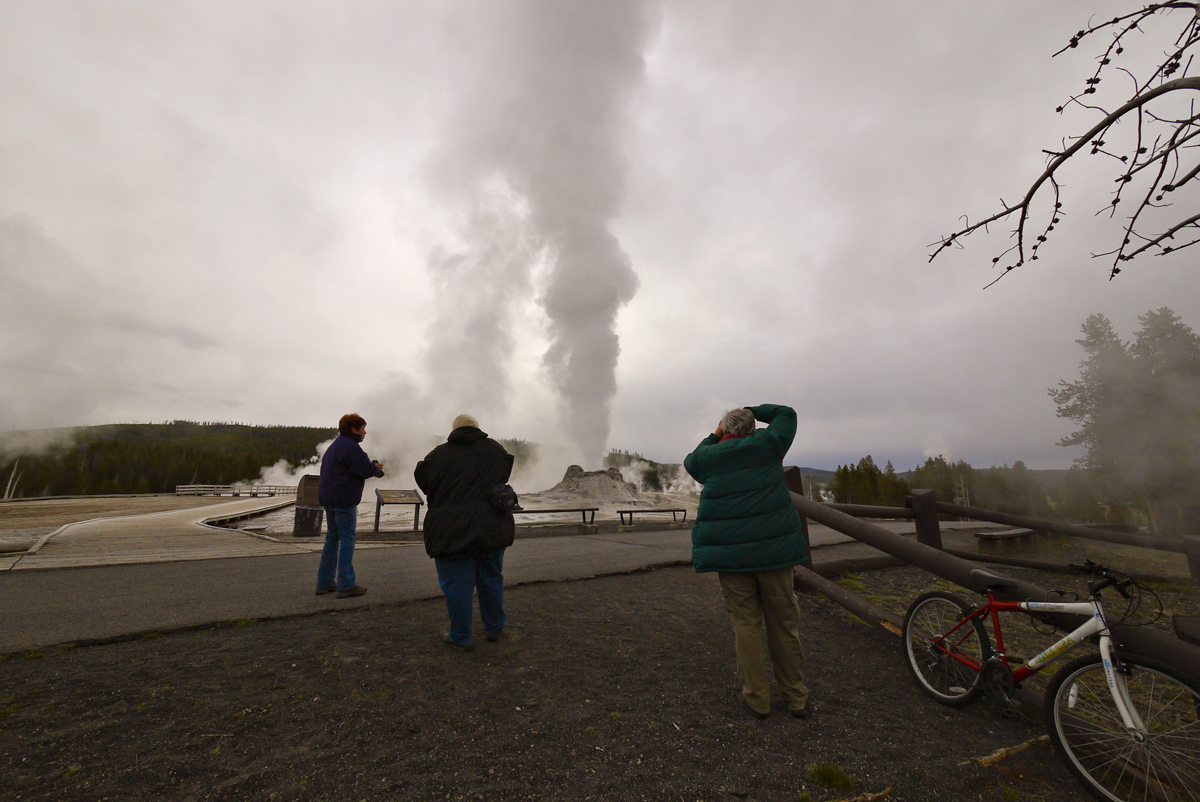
[318,434,381,508]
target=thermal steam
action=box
[420,0,656,467]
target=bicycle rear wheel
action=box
[902,591,988,707]
[1045,653,1200,802]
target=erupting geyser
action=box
[421,0,656,468]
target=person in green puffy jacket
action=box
[684,404,810,719]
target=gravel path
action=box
[0,563,1113,802]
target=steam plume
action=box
[423,0,655,466]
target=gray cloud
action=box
[100,315,222,350]
[1,0,1196,480]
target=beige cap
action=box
[452,414,479,430]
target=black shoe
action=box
[789,706,810,719]
[314,586,337,596]
[443,633,473,652]
[485,629,504,642]
[335,586,367,599]
[739,694,769,720]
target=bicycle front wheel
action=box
[1045,653,1200,802]
[902,591,988,707]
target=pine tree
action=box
[1051,308,1200,530]
[1050,313,1135,481]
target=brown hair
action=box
[338,413,366,436]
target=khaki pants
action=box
[719,567,809,715]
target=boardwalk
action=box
[2,497,406,571]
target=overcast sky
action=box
[2,1,1196,487]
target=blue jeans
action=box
[435,549,505,646]
[317,506,358,591]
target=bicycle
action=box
[901,559,1200,802]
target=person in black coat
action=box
[414,414,515,651]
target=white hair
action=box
[722,408,756,436]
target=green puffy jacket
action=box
[684,404,807,573]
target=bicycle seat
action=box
[970,569,1018,591]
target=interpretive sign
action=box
[374,488,425,533]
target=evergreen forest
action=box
[1,422,336,498]
[824,455,1094,523]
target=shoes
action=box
[314,586,337,596]
[485,629,504,642]
[335,585,368,598]
[739,694,769,720]
[442,633,473,652]
[789,706,810,719]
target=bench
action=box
[975,528,1037,540]
[374,488,425,533]
[512,508,599,525]
[616,508,688,526]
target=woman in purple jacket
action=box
[315,413,383,599]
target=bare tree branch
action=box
[932,4,1200,284]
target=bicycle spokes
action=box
[1049,656,1200,802]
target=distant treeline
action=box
[1,422,336,498]
[827,455,1122,525]
[3,424,1102,524]
[0,425,635,499]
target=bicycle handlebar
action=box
[1069,560,1133,599]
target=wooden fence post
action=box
[1169,501,1200,583]
[1148,498,1200,582]
[783,467,814,571]
[909,489,943,550]
[797,514,813,571]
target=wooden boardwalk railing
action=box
[175,484,296,497]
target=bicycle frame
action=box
[933,594,1146,733]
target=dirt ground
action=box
[7,552,1196,802]
[2,499,1197,801]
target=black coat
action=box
[414,427,515,560]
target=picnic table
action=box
[974,528,1036,540]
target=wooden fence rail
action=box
[789,489,1200,683]
[932,498,1187,553]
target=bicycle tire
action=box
[1045,652,1200,802]
[902,591,989,707]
